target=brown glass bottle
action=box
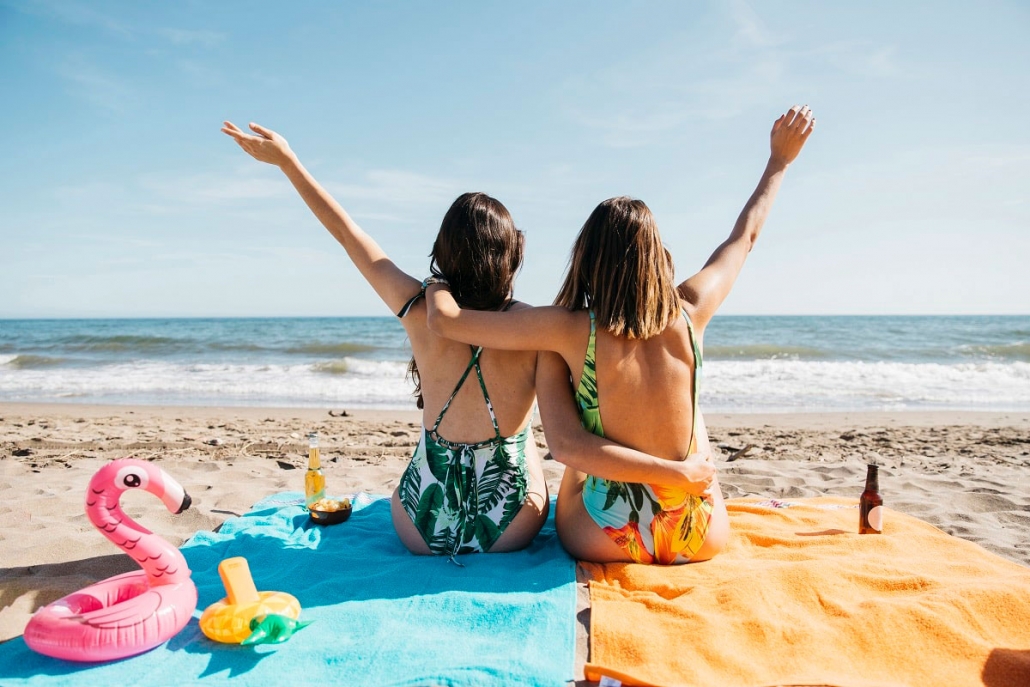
[859,464,883,534]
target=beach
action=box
[3,402,1028,679]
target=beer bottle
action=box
[305,432,326,508]
[859,464,883,534]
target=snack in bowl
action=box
[308,497,352,525]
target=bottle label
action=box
[868,505,883,532]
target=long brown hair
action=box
[554,196,679,339]
[408,192,524,408]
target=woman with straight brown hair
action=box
[221,121,704,560]
[426,105,815,563]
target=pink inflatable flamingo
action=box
[24,459,198,662]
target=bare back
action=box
[401,300,538,442]
[391,298,547,555]
[570,305,702,461]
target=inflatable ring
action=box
[24,459,198,662]
[200,557,301,644]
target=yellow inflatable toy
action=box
[200,557,302,644]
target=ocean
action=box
[1,316,1027,412]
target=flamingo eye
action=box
[115,465,150,490]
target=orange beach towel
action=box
[582,497,1030,687]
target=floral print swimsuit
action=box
[578,310,713,564]
[398,345,530,559]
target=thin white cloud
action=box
[19,1,227,48]
[794,143,1030,227]
[52,180,125,202]
[326,170,464,205]
[141,171,291,203]
[558,3,795,148]
[175,58,223,86]
[729,0,784,49]
[806,41,900,78]
[53,164,294,215]
[55,59,134,113]
[559,4,903,149]
[18,0,132,37]
[350,211,407,223]
[562,53,787,147]
[157,28,226,47]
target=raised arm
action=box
[678,105,815,328]
[535,352,715,493]
[221,121,419,314]
[425,284,586,362]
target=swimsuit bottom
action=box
[398,425,530,557]
[582,476,713,564]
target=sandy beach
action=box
[2,402,1029,679]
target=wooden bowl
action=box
[308,499,352,525]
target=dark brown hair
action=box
[554,196,679,339]
[409,192,524,408]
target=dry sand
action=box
[2,403,1029,679]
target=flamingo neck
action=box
[86,489,192,585]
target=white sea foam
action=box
[1,357,1028,411]
[0,358,416,409]
[701,360,1030,411]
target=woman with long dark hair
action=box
[222,121,700,559]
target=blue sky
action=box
[1,0,1028,318]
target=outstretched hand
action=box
[770,104,815,167]
[221,121,294,167]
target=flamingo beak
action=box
[159,471,192,515]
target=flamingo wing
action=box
[75,588,165,629]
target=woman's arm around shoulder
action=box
[678,105,815,328]
[425,285,586,362]
[535,352,715,494]
[221,121,419,314]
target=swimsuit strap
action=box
[430,345,485,433]
[396,282,427,318]
[396,276,451,318]
[426,300,510,440]
[682,309,702,454]
[575,310,603,436]
[422,297,513,441]
[471,351,503,440]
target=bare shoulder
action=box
[679,297,709,333]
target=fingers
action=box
[221,125,261,145]
[220,128,252,146]
[798,106,812,128]
[778,105,815,137]
[802,117,816,139]
[249,122,273,139]
[790,105,810,127]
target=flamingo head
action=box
[88,459,192,514]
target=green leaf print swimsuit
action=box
[397,290,530,558]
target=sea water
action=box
[0,316,1027,412]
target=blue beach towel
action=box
[0,493,576,686]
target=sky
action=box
[1,0,1028,318]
